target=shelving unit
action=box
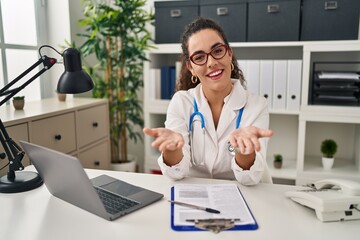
[143,40,360,185]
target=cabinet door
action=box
[78,140,110,170]
[0,123,29,176]
[77,104,108,148]
[31,113,76,153]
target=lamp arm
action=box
[0,55,57,181]
[0,119,24,180]
[0,55,57,106]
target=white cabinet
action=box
[0,98,110,177]
[143,41,360,185]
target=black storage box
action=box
[155,1,199,44]
[247,0,301,42]
[301,0,360,41]
[199,0,247,42]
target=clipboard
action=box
[170,185,259,232]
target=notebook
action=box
[20,141,163,221]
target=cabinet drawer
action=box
[77,104,108,148]
[0,123,30,176]
[78,141,110,169]
[31,113,76,153]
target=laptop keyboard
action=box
[95,187,140,215]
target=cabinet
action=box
[0,98,110,177]
[143,40,360,185]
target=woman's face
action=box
[186,29,233,95]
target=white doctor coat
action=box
[157,79,272,185]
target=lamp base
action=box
[0,171,43,193]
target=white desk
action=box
[0,166,358,240]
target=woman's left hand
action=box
[228,126,273,155]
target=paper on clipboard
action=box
[170,183,258,231]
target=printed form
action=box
[172,183,256,227]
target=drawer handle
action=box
[325,1,337,10]
[264,94,268,99]
[94,161,100,166]
[92,122,99,128]
[217,7,228,16]
[170,9,181,18]
[277,94,282,99]
[54,134,62,141]
[291,95,296,100]
[267,4,280,13]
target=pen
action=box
[168,200,221,214]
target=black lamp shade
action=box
[57,48,94,94]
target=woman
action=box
[143,17,273,185]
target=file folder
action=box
[260,60,274,108]
[273,60,287,111]
[286,60,302,111]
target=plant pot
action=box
[13,99,25,110]
[57,93,66,102]
[274,161,282,169]
[322,157,334,170]
[110,154,137,172]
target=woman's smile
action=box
[207,69,224,80]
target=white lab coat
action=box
[157,79,272,185]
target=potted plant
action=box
[12,96,25,110]
[320,139,338,170]
[78,0,154,171]
[273,154,283,169]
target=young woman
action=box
[143,17,273,185]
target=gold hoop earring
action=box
[231,63,234,71]
[191,75,198,84]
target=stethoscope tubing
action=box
[188,99,245,165]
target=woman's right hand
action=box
[143,127,184,152]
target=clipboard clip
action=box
[186,218,240,233]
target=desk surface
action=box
[0,166,358,240]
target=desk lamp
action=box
[0,45,94,193]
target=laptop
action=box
[20,141,163,221]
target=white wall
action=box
[45,0,71,98]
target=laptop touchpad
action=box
[100,179,143,197]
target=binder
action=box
[160,66,175,99]
[286,60,302,111]
[260,60,274,108]
[170,184,258,232]
[150,68,161,100]
[245,60,260,95]
[273,60,287,111]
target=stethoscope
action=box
[188,99,244,166]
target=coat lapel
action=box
[216,80,247,140]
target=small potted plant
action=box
[273,154,283,169]
[56,90,66,102]
[12,96,25,110]
[320,139,337,170]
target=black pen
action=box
[168,200,221,214]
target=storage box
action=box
[247,0,301,42]
[300,0,360,41]
[199,0,247,42]
[155,1,199,44]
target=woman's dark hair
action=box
[177,17,245,91]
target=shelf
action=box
[267,159,297,180]
[303,156,359,178]
[144,40,360,185]
[152,40,360,51]
[144,99,169,114]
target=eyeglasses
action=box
[189,44,229,66]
